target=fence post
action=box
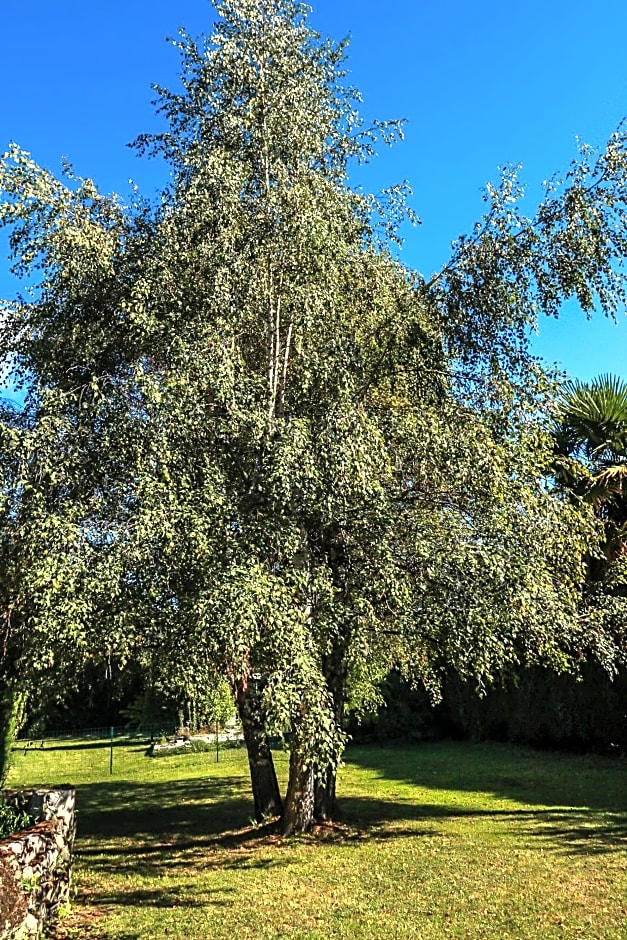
[109,726,114,775]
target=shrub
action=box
[347,671,444,743]
[147,739,217,758]
[442,664,627,753]
[0,796,31,840]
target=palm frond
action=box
[556,374,627,462]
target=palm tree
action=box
[556,373,627,460]
[554,373,627,569]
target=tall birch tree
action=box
[1,0,627,833]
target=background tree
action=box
[552,374,627,665]
[555,373,627,555]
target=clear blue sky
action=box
[1,0,627,381]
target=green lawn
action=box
[7,739,627,939]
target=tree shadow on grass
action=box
[335,794,627,856]
[339,742,627,856]
[87,884,235,909]
[74,774,297,882]
[343,742,627,815]
[521,810,627,855]
[78,775,252,839]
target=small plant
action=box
[0,796,31,839]
[21,871,40,893]
[249,811,275,828]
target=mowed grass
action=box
[7,738,627,939]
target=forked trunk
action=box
[233,675,283,821]
[282,741,315,836]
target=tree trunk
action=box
[282,741,315,835]
[233,675,283,821]
[0,687,25,786]
[314,771,337,822]
[314,632,348,822]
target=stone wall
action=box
[0,789,76,940]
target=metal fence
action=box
[12,724,253,782]
[17,723,174,744]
